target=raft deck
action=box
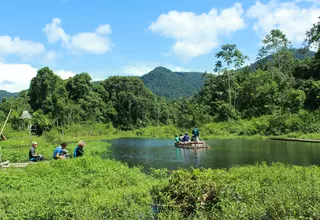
[175,141,210,149]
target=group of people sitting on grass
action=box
[28,140,86,162]
[175,127,200,143]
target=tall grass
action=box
[152,163,320,219]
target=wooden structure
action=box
[270,137,320,143]
[0,108,12,141]
[0,160,30,168]
[175,141,210,149]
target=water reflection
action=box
[175,147,208,167]
[103,138,320,170]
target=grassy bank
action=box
[1,158,320,219]
[3,111,320,162]
[0,157,156,219]
[152,163,320,219]
[2,120,320,218]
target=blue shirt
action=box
[183,135,190,142]
[74,146,84,157]
[53,146,62,159]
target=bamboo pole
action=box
[0,108,12,139]
[270,137,320,143]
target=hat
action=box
[32,141,38,145]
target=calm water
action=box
[102,138,320,170]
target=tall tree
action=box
[304,16,320,59]
[28,67,64,112]
[257,29,292,69]
[214,44,248,107]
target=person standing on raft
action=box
[192,127,200,142]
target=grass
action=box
[152,163,320,219]
[2,122,320,218]
[0,157,156,219]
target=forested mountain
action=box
[0,90,19,100]
[141,66,204,99]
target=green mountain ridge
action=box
[0,90,19,100]
[1,49,314,101]
[140,66,204,100]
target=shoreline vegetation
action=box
[1,129,320,219]
[1,122,320,218]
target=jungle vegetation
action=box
[1,19,320,137]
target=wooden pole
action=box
[0,108,12,139]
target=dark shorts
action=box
[30,156,44,162]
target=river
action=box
[102,138,320,170]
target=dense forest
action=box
[2,18,320,136]
[141,66,204,99]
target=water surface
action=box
[102,138,320,170]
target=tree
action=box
[257,29,292,70]
[304,16,320,59]
[66,73,92,102]
[102,76,158,130]
[28,67,64,112]
[214,44,248,107]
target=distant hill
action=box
[248,48,315,71]
[140,66,204,100]
[0,90,19,100]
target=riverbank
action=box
[1,157,320,219]
[2,124,320,218]
[2,121,320,163]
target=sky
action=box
[1,0,320,92]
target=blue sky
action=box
[1,0,320,92]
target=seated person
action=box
[74,140,86,158]
[61,149,70,158]
[174,135,180,143]
[183,132,190,142]
[29,141,44,162]
[53,142,68,160]
[179,134,184,141]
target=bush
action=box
[153,163,320,219]
[0,157,155,219]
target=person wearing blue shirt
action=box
[53,142,68,160]
[74,140,85,158]
[183,132,190,142]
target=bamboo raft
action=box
[270,137,320,143]
[174,141,210,149]
[0,160,30,168]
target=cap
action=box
[32,141,38,145]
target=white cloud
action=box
[43,18,113,54]
[0,63,38,92]
[71,33,112,54]
[55,69,76,79]
[296,0,320,4]
[148,3,245,61]
[122,64,154,76]
[43,18,70,44]
[0,36,45,59]
[0,62,79,92]
[172,67,190,72]
[95,24,112,35]
[246,1,320,44]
